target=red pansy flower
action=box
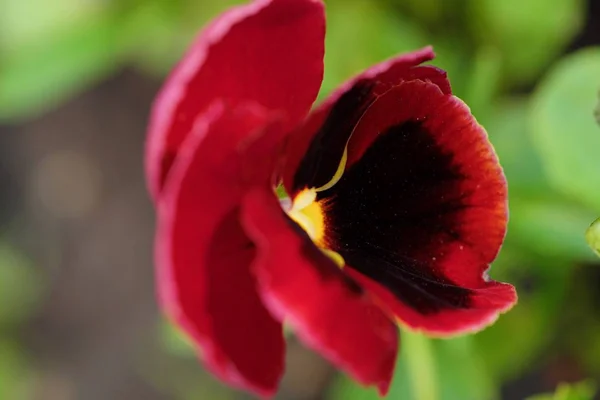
[146,0,517,397]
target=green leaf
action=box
[403,331,438,400]
[434,337,497,400]
[428,35,469,101]
[529,47,600,212]
[328,332,497,400]
[327,333,414,400]
[0,340,32,400]
[585,217,600,257]
[475,260,569,383]
[485,98,549,195]
[527,381,596,400]
[0,12,123,121]
[467,0,584,85]
[509,197,598,261]
[463,46,502,120]
[327,337,410,400]
[327,375,380,400]
[595,91,600,125]
[159,318,196,358]
[120,0,245,77]
[487,98,597,262]
[118,1,189,76]
[400,0,443,25]
[0,0,107,51]
[0,242,41,327]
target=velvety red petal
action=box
[345,269,517,336]
[282,46,450,194]
[348,81,508,266]
[320,80,516,335]
[346,80,507,265]
[240,188,398,395]
[147,0,325,199]
[156,102,287,396]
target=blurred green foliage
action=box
[0,241,40,400]
[2,0,600,399]
[586,218,600,256]
[530,49,600,212]
[527,381,596,400]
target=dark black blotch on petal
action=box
[293,80,377,192]
[321,120,473,314]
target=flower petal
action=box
[283,46,449,194]
[156,102,287,396]
[241,188,398,395]
[318,80,516,335]
[147,0,325,199]
[346,268,516,336]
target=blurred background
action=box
[1,0,599,399]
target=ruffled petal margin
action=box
[147,0,325,199]
[155,102,287,396]
[323,80,516,335]
[346,269,517,336]
[283,46,450,194]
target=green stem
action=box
[402,329,439,400]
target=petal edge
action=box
[147,0,325,199]
[241,188,399,394]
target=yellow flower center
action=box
[285,188,345,267]
[287,189,323,244]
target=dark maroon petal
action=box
[147,0,325,200]
[241,188,398,395]
[318,80,516,335]
[346,268,516,335]
[282,46,449,195]
[289,80,378,192]
[156,102,287,396]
